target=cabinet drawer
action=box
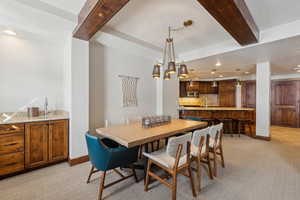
[0,152,24,176]
[0,133,24,155]
[0,124,24,136]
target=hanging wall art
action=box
[119,75,139,107]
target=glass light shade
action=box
[212,81,218,87]
[178,64,188,77]
[152,64,160,79]
[167,61,176,74]
[177,70,185,79]
[164,70,171,80]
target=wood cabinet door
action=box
[198,81,207,94]
[271,81,300,127]
[179,81,187,97]
[25,122,49,168]
[186,81,199,91]
[242,81,256,108]
[218,80,236,107]
[48,120,68,162]
[198,82,218,94]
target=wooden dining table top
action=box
[96,119,207,148]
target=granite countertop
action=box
[0,110,69,125]
[178,107,255,111]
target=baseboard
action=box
[68,155,89,166]
[254,135,271,141]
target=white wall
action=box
[163,79,179,117]
[0,34,66,112]
[256,62,271,137]
[68,38,89,159]
[89,42,157,132]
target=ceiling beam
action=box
[197,0,259,46]
[73,0,130,41]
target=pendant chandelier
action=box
[152,20,193,80]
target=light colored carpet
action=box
[1,126,299,200]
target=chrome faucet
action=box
[44,97,48,117]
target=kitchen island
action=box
[179,107,256,137]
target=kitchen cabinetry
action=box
[0,124,25,176]
[48,120,68,162]
[1,119,68,176]
[198,81,218,94]
[25,121,49,168]
[186,81,199,91]
[242,81,256,108]
[180,81,218,96]
[179,81,187,97]
[25,120,68,169]
[218,80,236,107]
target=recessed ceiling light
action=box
[219,74,224,78]
[3,30,16,36]
[297,69,300,73]
[215,62,221,67]
[211,69,216,74]
[244,71,250,74]
[293,66,300,70]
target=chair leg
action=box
[131,165,138,183]
[213,150,217,177]
[139,145,143,159]
[230,121,233,137]
[151,142,154,152]
[156,140,160,150]
[206,154,214,180]
[187,165,196,197]
[238,121,241,137]
[172,172,178,200]
[144,160,152,191]
[248,123,252,137]
[87,165,95,184]
[196,157,202,192]
[98,171,106,200]
[219,147,225,168]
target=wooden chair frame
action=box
[209,127,225,177]
[191,134,214,192]
[87,165,138,200]
[144,142,196,200]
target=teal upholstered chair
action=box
[85,132,139,200]
[184,116,202,121]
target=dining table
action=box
[95,119,207,148]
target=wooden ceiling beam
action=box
[197,0,259,46]
[73,0,130,41]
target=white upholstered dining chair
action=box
[190,127,214,191]
[143,133,196,200]
[209,123,225,177]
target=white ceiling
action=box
[185,35,300,79]
[106,0,232,53]
[38,0,85,15]
[0,0,76,42]
[245,0,300,30]
[5,0,300,79]
[103,0,300,79]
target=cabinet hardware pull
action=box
[3,142,18,146]
[4,162,18,167]
[0,128,16,132]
